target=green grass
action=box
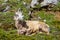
[0,28,60,40]
[0,0,60,40]
[0,11,60,40]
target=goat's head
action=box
[14,8,24,21]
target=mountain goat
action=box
[14,8,50,36]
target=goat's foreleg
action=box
[25,28,32,36]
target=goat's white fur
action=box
[25,21,50,35]
[14,8,24,21]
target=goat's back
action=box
[26,21,40,32]
[25,20,49,32]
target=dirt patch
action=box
[55,11,60,21]
[46,11,60,21]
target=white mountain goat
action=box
[14,8,50,35]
